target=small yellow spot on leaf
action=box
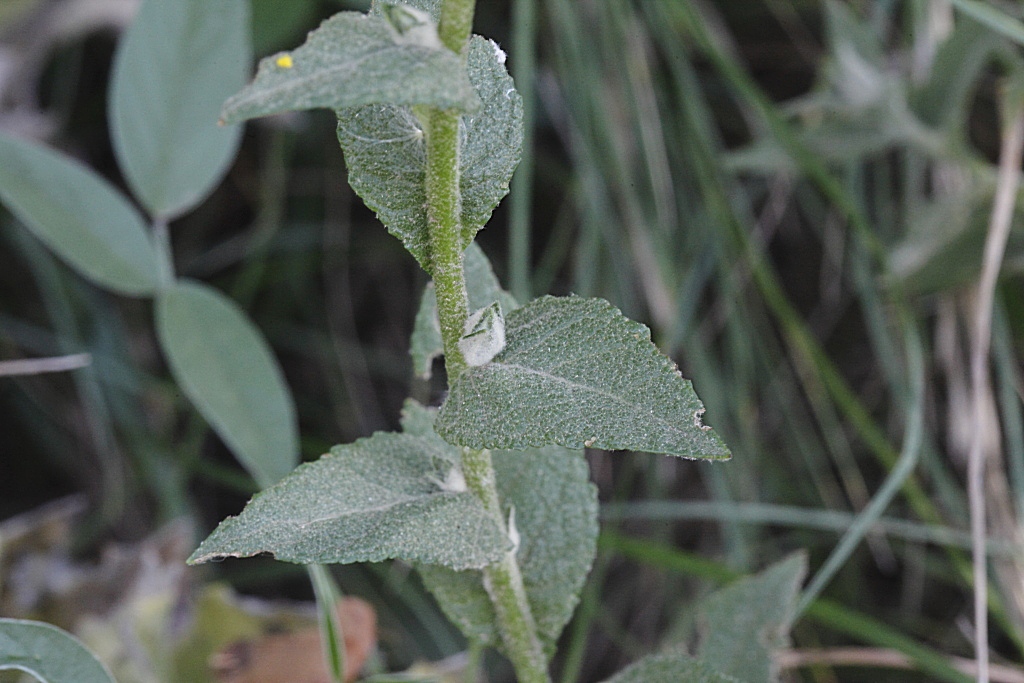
[276,54,294,69]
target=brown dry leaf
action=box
[211,596,377,683]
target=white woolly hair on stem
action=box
[969,90,1024,683]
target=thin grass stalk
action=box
[795,314,924,615]
[601,500,1022,557]
[778,648,1024,683]
[508,0,537,303]
[0,353,91,376]
[639,5,831,556]
[545,0,642,312]
[993,309,1024,517]
[309,564,346,683]
[10,230,128,519]
[967,91,1024,683]
[655,0,951,529]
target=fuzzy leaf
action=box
[436,296,731,459]
[156,280,298,488]
[337,34,522,273]
[221,9,477,124]
[403,402,598,656]
[188,430,510,569]
[602,654,741,683]
[696,553,807,683]
[0,133,160,296]
[411,242,518,378]
[911,18,1002,131]
[371,0,442,19]
[110,0,250,219]
[0,618,116,683]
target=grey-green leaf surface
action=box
[411,242,518,378]
[602,654,741,683]
[695,553,807,683]
[436,296,732,458]
[0,133,160,296]
[221,10,477,124]
[370,0,442,20]
[403,401,598,656]
[336,34,522,273]
[109,0,250,219]
[0,618,116,683]
[910,18,1002,131]
[888,191,995,295]
[189,430,510,569]
[155,279,298,488]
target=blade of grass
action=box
[309,564,346,683]
[994,306,1024,518]
[966,89,1024,683]
[600,500,1020,557]
[0,353,91,376]
[508,0,537,302]
[645,0,944,531]
[7,226,128,519]
[796,314,925,615]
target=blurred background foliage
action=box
[2,0,1024,681]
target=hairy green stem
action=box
[426,1,550,680]
[461,447,549,682]
[425,106,470,380]
[437,0,476,55]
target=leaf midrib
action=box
[487,361,692,439]
[228,44,457,113]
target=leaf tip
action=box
[186,550,212,566]
[218,106,242,127]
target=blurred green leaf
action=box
[695,553,807,683]
[109,0,250,219]
[602,654,741,683]
[824,0,885,69]
[948,0,1024,47]
[155,279,298,488]
[0,618,116,683]
[337,34,522,273]
[911,18,1002,131]
[0,133,160,296]
[411,242,518,378]
[188,430,510,569]
[888,191,1024,295]
[221,10,478,124]
[436,296,731,459]
[404,402,598,656]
